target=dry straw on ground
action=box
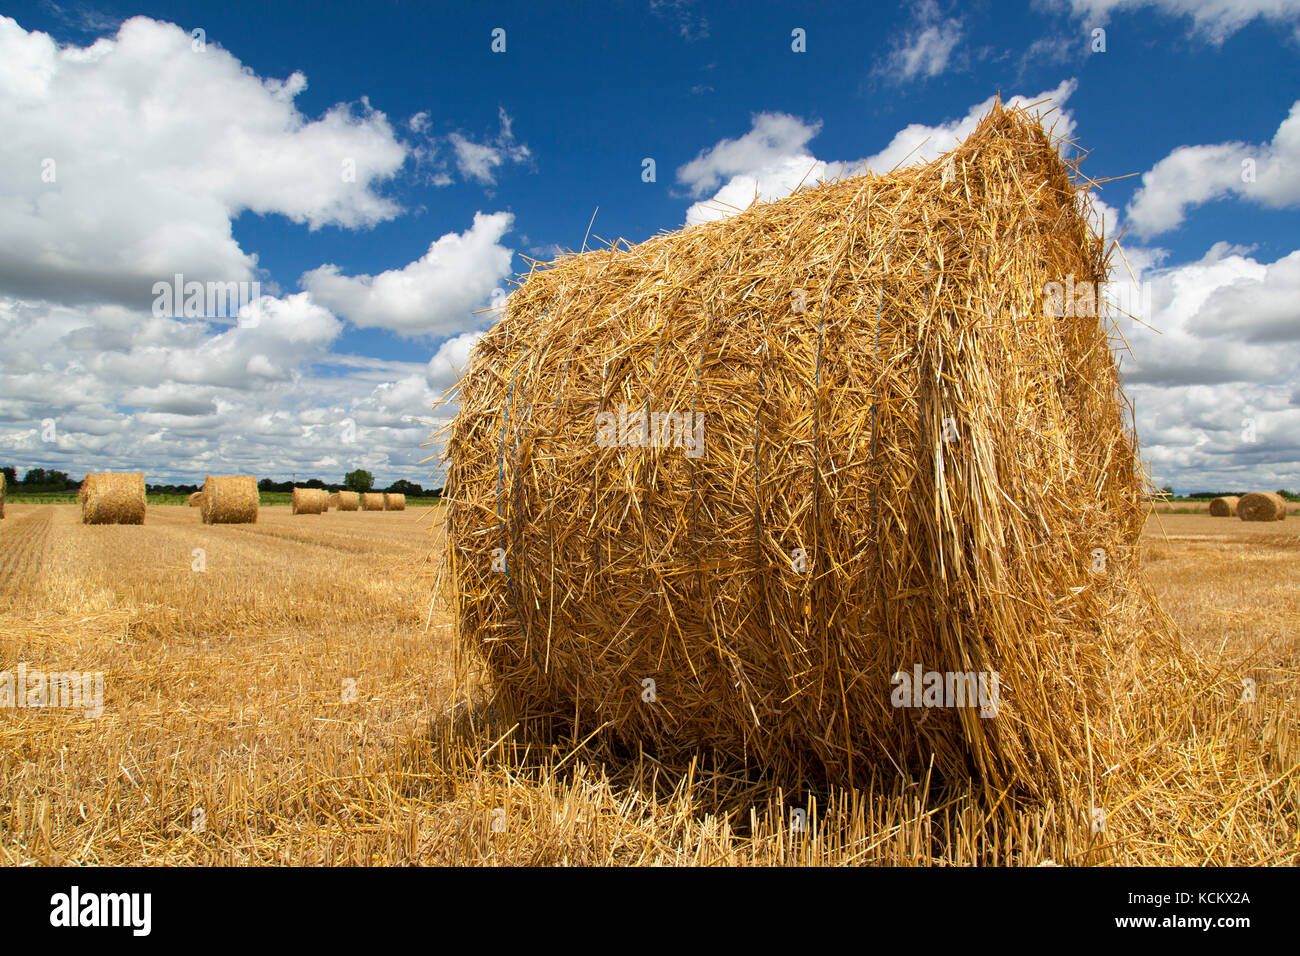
[1238,492,1287,522]
[361,493,385,511]
[444,100,1187,805]
[334,491,360,511]
[291,487,327,515]
[384,493,406,511]
[200,475,259,524]
[1209,495,1239,517]
[80,473,146,525]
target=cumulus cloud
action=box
[0,15,408,309]
[301,212,514,336]
[0,285,453,483]
[1115,242,1300,490]
[1126,100,1300,237]
[677,113,828,225]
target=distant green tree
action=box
[1,466,15,486]
[386,479,423,496]
[345,469,374,493]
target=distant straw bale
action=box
[291,487,327,515]
[200,475,259,524]
[360,493,385,511]
[383,493,406,511]
[1208,496,1239,517]
[188,492,203,508]
[81,473,146,525]
[335,491,360,511]
[1238,492,1287,522]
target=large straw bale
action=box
[1238,492,1286,521]
[383,493,406,511]
[444,102,1181,799]
[1208,496,1238,517]
[200,475,259,524]
[360,493,385,511]
[81,473,146,525]
[335,491,360,511]
[291,487,327,515]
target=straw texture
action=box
[444,102,1179,799]
[361,493,385,511]
[188,491,204,507]
[200,475,259,524]
[383,493,406,511]
[80,473,146,525]
[334,491,360,511]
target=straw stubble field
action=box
[0,504,1295,865]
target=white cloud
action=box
[874,1,964,84]
[0,286,452,485]
[1055,0,1300,43]
[678,113,823,198]
[447,107,532,186]
[1126,100,1300,237]
[301,212,515,336]
[0,16,408,309]
[1115,242,1300,490]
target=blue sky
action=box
[1,0,1298,491]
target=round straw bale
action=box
[445,102,1176,797]
[291,487,327,515]
[188,491,204,507]
[1208,496,1239,517]
[81,472,146,525]
[335,491,360,511]
[383,492,406,511]
[1238,492,1286,521]
[201,475,259,524]
[327,492,340,509]
[360,492,385,511]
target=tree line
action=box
[1,466,440,497]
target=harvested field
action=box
[0,504,1294,865]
